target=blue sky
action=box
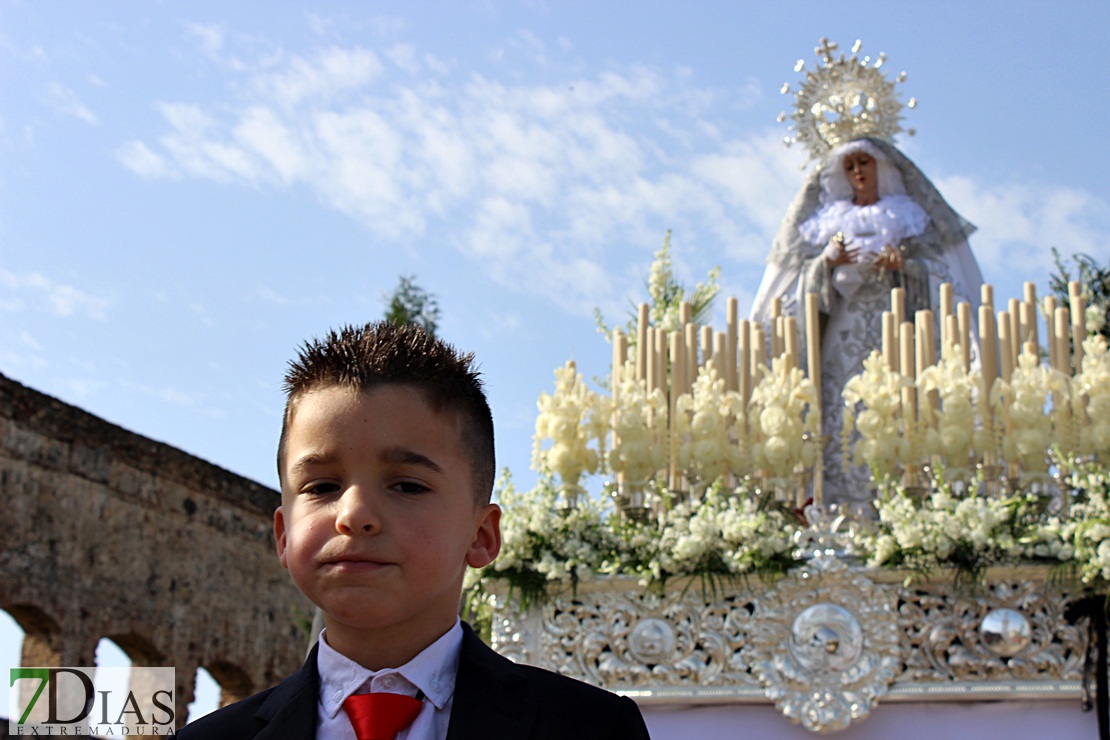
[3,0,1109,712]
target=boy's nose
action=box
[335,488,381,534]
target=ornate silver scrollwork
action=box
[486,566,1090,734]
[744,558,902,733]
[980,607,1032,657]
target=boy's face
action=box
[275,384,500,652]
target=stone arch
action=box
[5,603,62,667]
[204,660,255,707]
[93,635,178,730]
[1,607,26,671]
[186,667,220,723]
[0,372,314,732]
[101,632,165,667]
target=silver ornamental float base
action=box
[487,555,1091,734]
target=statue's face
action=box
[843,151,879,205]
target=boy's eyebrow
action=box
[380,446,444,475]
[287,452,336,478]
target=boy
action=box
[180,321,650,739]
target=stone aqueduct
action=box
[0,371,313,729]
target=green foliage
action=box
[595,230,721,341]
[383,274,440,336]
[1049,248,1110,347]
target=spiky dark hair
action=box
[277,321,495,503]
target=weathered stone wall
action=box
[0,372,313,728]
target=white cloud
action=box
[463,196,531,262]
[936,175,1110,279]
[63,378,104,397]
[0,269,110,320]
[187,22,225,62]
[113,48,801,315]
[689,131,807,259]
[48,284,104,318]
[155,102,260,182]
[116,140,174,179]
[233,106,308,183]
[306,14,330,38]
[121,380,203,409]
[385,43,419,74]
[118,37,1110,320]
[255,287,289,305]
[17,330,43,351]
[46,82,98,125]
[160,386,197,407]
[253,46,383,107]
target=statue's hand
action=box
[822,233,859,266]
[871,244,905,273]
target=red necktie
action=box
[342,692,423,740]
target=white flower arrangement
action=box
[863,484,1041,576]
[479,261,1110,604]
[841,350,912,484]
[748,357,819,484]
[991,349,1071,481]
[916,346,989,479]
[473,462,1110,604]
[467,474,616,603]
[1020,463,1110,585]
[645,231,720,333]
[1086,303,1106,335]
[674,365,745,493]
[633,486,794,586]
[532,361,609,498]
[476,476,797,599]
[1072,334,1110,459]
[607,361,669,485]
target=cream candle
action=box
[882,311,898,371]
[940,283,954,351]
[998,310,1014,383]
[958,302,972,372]
[637,303,650,381]
[1070,281,1086,371]
[726,297,739,392]
[1024,282,1039,350]
[784,317,798,372]
[1044,296,1058,370]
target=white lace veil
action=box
[763,137,977,273]
[750,136,983,345]
[819,139,907,203]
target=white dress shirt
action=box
[315,619,463,740]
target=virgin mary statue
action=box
[750,40,985,505]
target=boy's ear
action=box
[274,506,289,570]
[466,503,501,569]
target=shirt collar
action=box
[316,619,463,719]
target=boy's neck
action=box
[322,615,458,671]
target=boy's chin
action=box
[319,602,454,636]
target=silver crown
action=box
[779,38,916,162]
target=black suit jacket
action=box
[177,623,651,739]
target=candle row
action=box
[607,278,1092,506]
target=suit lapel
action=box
[447,624,537,740]
[239,627,536,739]
[252,644,321,739]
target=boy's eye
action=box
[302,481,341,496]
[393,480,430,495]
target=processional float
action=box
[471,39,1108,734]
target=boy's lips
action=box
[320,553,394,572]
